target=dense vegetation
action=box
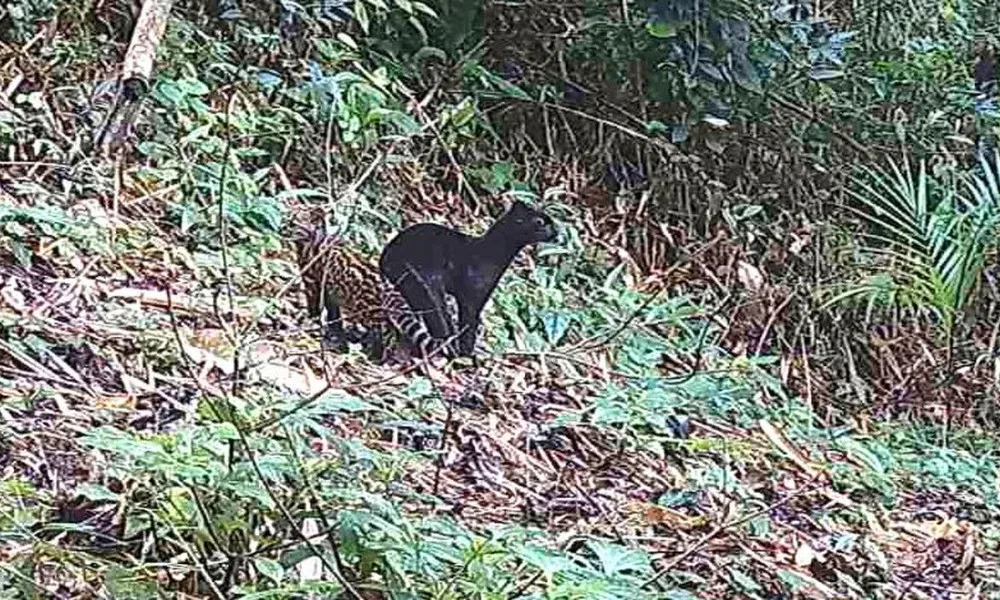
[2,0,1000,597]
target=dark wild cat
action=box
[379,200,557,359]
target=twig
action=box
[404,87,481,211]
[753,292,795,356]
[217,92,241,401]
[432,387,456,496]
[158,508,228,600]
[641,477,823,589]
[282,422,357,583]
[163,286,365,600]
[571,231,726,351]
[229,415,366,600]
[762,90,873,159]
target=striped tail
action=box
[381,281,455,359]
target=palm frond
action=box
[831,153,1000,333]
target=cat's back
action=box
[381,222,469,268]
[394,222,467,244]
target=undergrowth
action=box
[1,1,999,598]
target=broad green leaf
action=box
[253,557,285,584]
[354,1,370,34]
[646,19,679,38]
[588,540,651,577]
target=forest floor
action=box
[2,171,995,598]
[1,6,999,600]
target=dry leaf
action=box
[736,260,765,292]
[107,287,255,318]
[896,515,962,541]
[189,328,233,354]
[120,373,156,394]
[1,278,27,313]
[789,233,810,255]
[631,502,708,529]
[94,394,136,410]
[960,531,976,572]
[759,418,821,478]
[795,541,817,567]
[863,509,889,538]
[927,516,961,540]
[252,362,326,395]
[297,518,323,582]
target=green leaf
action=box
[124,513,152,538]
[592,398,628,426]
[224,480,276,509]
[588,540,651,576]
[836,437,886,474]
[178,78,210,95]
[810,68,844,80]
[414,46,447,63]
[81,426,165,459]
[449,100,476,128]
[542,311,571,344]
[406,376,434,398]
[104,565,158,599]
[407,15,427,43]
[727,567,763,592]
[646,19,679,38]
[497,78,531,101]
[157,81,185,106]
[517,545,577,576]
[661,591,701,600]
[776,569,812,593]
[315,391,378,412]
[336,32,359,50]
[10,239,32,267]
[179,124,213,145]
[253,557,285,584]
[411,1,438,18]
[354,1,370,34]
[74,483,121,502]
[646,120,670,135]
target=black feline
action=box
[379,200,557,359]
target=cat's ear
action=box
[484,195,508,219]
[502,196,531,216]
[287,202,328,240]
